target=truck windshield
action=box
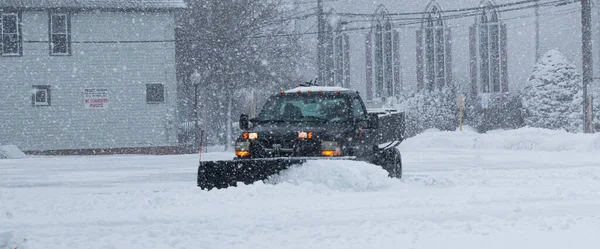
[255,94,350,123]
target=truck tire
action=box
[387,148,402,179]
[371,147,402,179]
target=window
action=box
[321,9,351,88]
[352,97,367,119]
[146,84,164,103]
[332,21,350,88]
[256,94,351,122]
[365,5,401,101]
[50,13,71,55]
[32,85,51,106]
[417,1,452,91]
[469,1,508,96]
[1,12,22,56]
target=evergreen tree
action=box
[176,0,305,148]
[521,50,583,132]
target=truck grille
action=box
[251,132,319,158]
[257,134,296,150]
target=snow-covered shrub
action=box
[0,231,26,249]
[401,87,458,137]
[521,50,583,133]
[464,92,524,133]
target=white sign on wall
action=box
[84,88,109,109]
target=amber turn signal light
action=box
[235,150,250,157]
[321,150,341,157]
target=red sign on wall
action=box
[84,88,109,109]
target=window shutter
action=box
[469,25,478,97]
[416,29,424,90]
[343,33,350,89]
[392,30,401,96]
[67,13,72,55]
[365,32,373,101]
[500,23,508,92]
[444,27,453,88]
[0,10,3,56]
[18,12,22,55]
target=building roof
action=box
[0,0,187,10]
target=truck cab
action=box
[235,86,383,160]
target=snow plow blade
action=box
[197,157,357,190]
[197,158,307,190]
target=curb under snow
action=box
[399,127,600,152]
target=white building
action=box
[295,0,600,105]
[0,0,186,153]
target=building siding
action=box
[0,10,177,151]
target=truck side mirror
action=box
[367,113,379,129]
[239,114,249,130]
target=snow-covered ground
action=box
[2,128,600,249]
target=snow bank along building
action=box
[296,0,600,106]
[0,0,186,153]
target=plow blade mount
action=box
[197,158,308,190]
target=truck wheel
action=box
[388,149,402,179]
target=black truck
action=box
[197,84,405,190]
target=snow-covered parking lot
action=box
[2,128,600,249]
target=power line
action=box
[294,0,338,5]
[323,0,566,25]
[241,0,568,39]
[165,0,573,41]
[325,0,543,17]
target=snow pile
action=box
[0,145,26,159]
[400,127,600,152]
[0,231,26,249]
[265,160,395,192]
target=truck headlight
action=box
[235,141,250,157]
[298,131,313,139]
[321,141,341,156]
[243,132,259,140]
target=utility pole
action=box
[294,0,301,33]
[582,0,592,133]
[316,0,324,84]
[191,70,201,150]
[535,0,540,60]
